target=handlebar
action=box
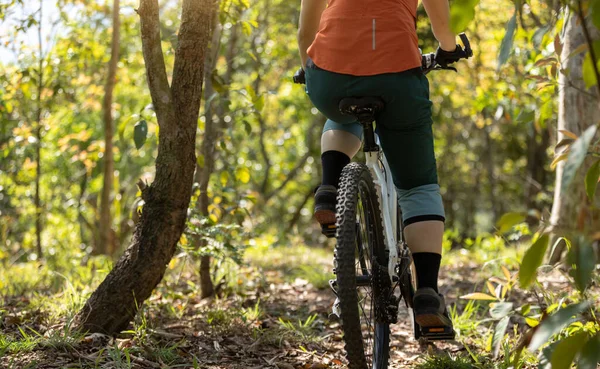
[293,33,473,84]
[421,33,473,74]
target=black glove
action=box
[435,45,466,68]
[293,67,306,84]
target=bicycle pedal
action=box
[321,223,337,238]
[330,297,341,319]
[329,279,338,295]
[419,325,456,341]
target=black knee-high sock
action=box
[321,150,350,188]
[412,252,441,293]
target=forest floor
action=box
[0,241,589,369]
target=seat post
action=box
[361,118,379,153]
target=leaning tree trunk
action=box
[195,8,220,299]
[549,11,600,263]
[98,0,120,256]
[74,0,213,334]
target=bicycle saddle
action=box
[339,97,384,122]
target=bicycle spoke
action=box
[356,191,377,367]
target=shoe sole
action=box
[415,312,452,328]
[314,208,336,225]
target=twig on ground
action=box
[150,328,184,338]
[130,354,161,368]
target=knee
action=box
[321,129,362,157]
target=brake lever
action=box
[459,33,473,58]
[434,65,457,72]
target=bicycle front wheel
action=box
[334,162,390,369]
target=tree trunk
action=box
[74,0,213,335]
[195,7,220,299]
[549,12,600,263]
[34,0,43,258]
[98,0,120,256]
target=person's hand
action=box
[435,44,465,68]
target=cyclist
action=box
[298,0,463,330]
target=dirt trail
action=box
[5,254,573,369]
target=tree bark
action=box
[195,7,220,299]
[549,11,600,263]
[34,0,43,258]
[98,0,120,256]
[74,0,213,334]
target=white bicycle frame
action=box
[364,135,399,285]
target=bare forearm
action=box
[297,37,313,69]
[298,0,327,68]
[422,0,456,51]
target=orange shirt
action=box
[307,0,421,76]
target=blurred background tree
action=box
[0,0,563,271]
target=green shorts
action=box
[305,60,444,224]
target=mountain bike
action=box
[294,34,473,369]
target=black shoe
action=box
[314,185,337,237]
[413,287,452,327]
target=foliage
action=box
[1,0,599,367]
[414,354,481,369]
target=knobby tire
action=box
[335,162,390,369]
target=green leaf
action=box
[197,154,205,169]
[246,84,257,100]
[578,333,600,369]
[567,238,596,292]
[235,167,250,184]
[254,95,265,112]
[532,25,550,49]
[211,72,227,94]
[460,292,497,301]
[529,302,591,351]
[526,317,540,327]
[496,212,526,233]
[489,302,513,319]
[585,160,600,202]
[519,233,549,289]
[243,120,252,135]
[550,332,588,369]
[241,21,252,36]
[592,0,600,30]
[538,342,557,369]
[555,138,574,152]
[498,12,517,71]
[561,126,597,192]
[220,171,229,186]
[515,110,535,123]
[549,237,570,261]
[492,316,509,358]
[133,120,148,149]
[520,303,531,316]
[582,52,598,89]
[449,0,480,34]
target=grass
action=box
[1,233,595,368]
[415,354,484,369]
[246,243,335,289]
[277,313,321,342]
